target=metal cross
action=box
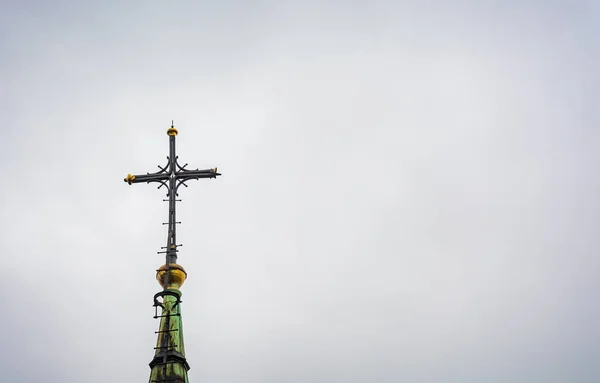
[123,122,221,266]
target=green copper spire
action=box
[149,292,189,382]
[149,266,190,382]
[123,123,221,382]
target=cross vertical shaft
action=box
[166,128,178,265]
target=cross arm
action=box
[174,167,221,181]
[124,172,170,185]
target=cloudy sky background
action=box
[1,1,599,382]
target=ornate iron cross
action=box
[123,122,221,266]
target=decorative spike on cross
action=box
[123,121,221,266]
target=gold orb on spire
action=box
[156,263,187,289]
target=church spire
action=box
[123,122,221,382]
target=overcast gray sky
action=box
[1,1,599,382]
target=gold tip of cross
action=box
[124,174,136,184]
[167,126,178,136]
